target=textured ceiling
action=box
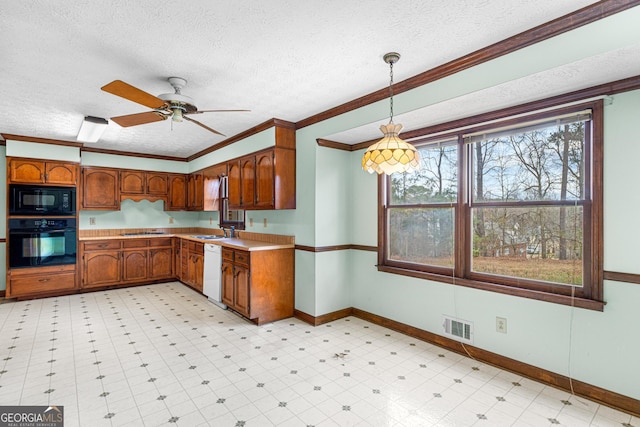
[1,0,630,158]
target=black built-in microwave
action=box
[10,184,76,216]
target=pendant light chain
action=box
[389,60,395,124]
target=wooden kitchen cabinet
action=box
[81,167,120,210]
[82,240,122,288]
[167,174,188,210]
[146,172,169,196]
[227,160,241,207]
[221,246,294,324]
[240,156,256,208]
[227,146,295,210]
[203,163,227,211]
[221,248,250,317]
[187,172,204,210]
[7,264,77,298]
[122,239,148,282]
[120,170,168,202]
[9,157,78,185]
[120,170,145,194]
[81,237,174,288]
[179,240,204,292]
[149,247,173,279]
[255,150,274,208]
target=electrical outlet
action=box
[263,218,267,227]
[209,216,213,225]
[496,317,507,334]
[249,218,253,227]
[89,217,96,225]
[169,216,174,224]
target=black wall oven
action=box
[8,218,77,268]
[10,184,76,216]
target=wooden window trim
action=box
[378,99,604,311]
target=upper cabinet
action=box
[203,163,227,211]
[81,167,120,210]
[9,157,79,186]
[120,170,168,202]
[227,124,296,210]
[187,172,204,211]
[79,121,295,212]
[167,173,188,211]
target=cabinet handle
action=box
[233,270,241,278]
[38,278,51,282]
[97,244,108,248]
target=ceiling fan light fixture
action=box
[171,106,185,122]
[77,116,108,143]
[362,52,420,175]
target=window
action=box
[379,101,603,309]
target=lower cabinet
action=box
[81,238,174,288]
[221,248,250,318]
[179,240,204,292]
[221,246,294,325]
[82,240,122,288]
[7,264,77,298]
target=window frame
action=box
[378,100,604,311]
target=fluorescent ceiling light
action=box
[77,116,108,143]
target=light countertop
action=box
[79,233,294,251]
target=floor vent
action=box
[442,315,473,344]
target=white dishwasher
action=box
[203,244,226,309]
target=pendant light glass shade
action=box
[361,123,419,174]
[362,52,420,175]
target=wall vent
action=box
[442,315,474,344]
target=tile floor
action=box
[0,282,637,427]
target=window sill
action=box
[377,265,605,311]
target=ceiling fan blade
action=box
[184,116,226,136]
[101,80,167,109]
[111,111,168,127]
[186,109,251,114]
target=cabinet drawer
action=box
[83,240,121,251]
[10,272,76,296]
[234,250,250,267]
[222,247,234,261]
[189,241,204,254]
[150,238,172,247]
[122,239,150,248]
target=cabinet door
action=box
[240,156,256,208]
[227,160,241,208]
[9,159,45,183]
[146,173,168,196]
[234,265,250,317]
[203,164,226,211]
[83,251,121,287]
[82,167,120,210]
[221,262,234,307]
[120,170,145,194]
[255,150,275,209]
[188,172,203,210]
[122,250,147,282]
[167,174,187,210]
[191,253,204,292]
[180,240,189,282]
[45,161,78,185]
[149,247,173,279]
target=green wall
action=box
[2,7,639,403]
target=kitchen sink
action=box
[191,235,224,240]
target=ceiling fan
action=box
[101,77,249,136]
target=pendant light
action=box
[362,52,420,175]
